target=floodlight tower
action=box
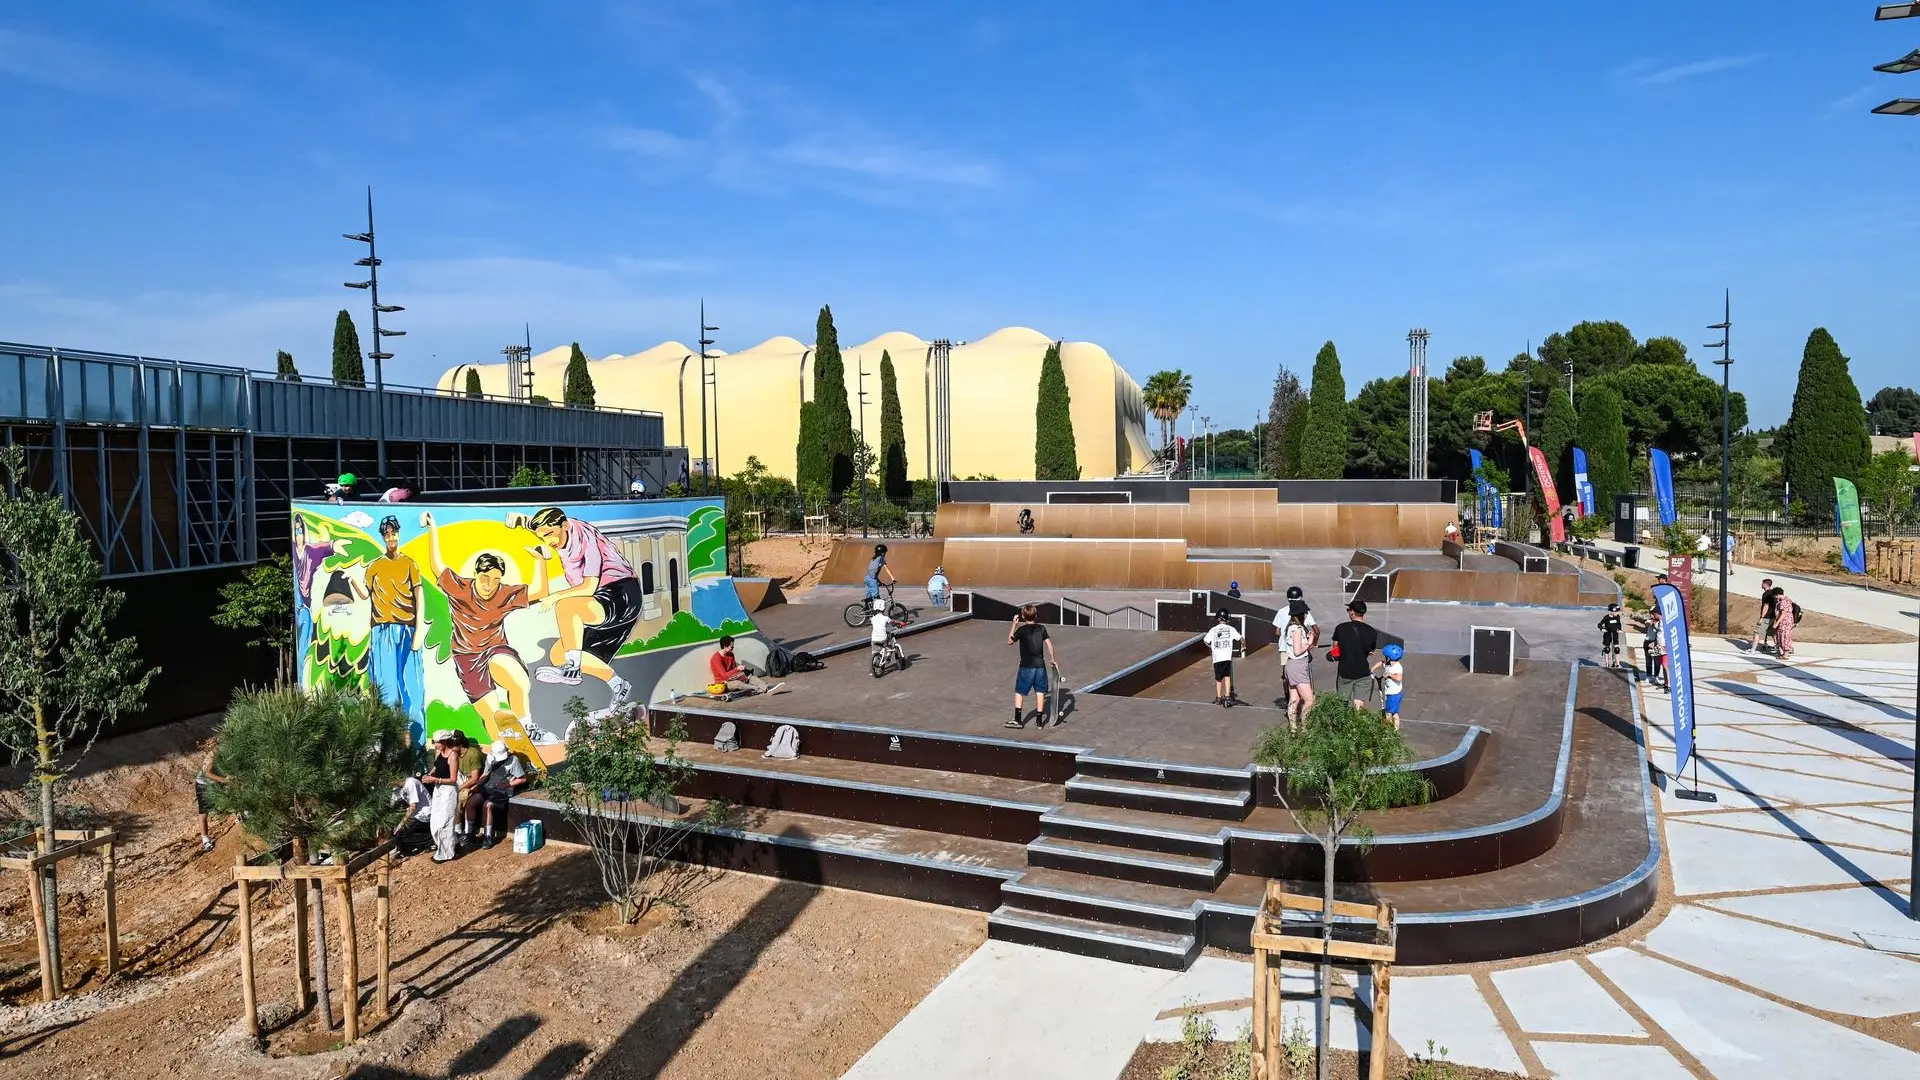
[1408,328,1430,479]
[342,186,404,477]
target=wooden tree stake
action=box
[25,866,55,1002]
[235,856,258,1039]
[102,837,119,976]
[291,873,311,1009]
[375,859,392,1018]
[335,879,360,1043]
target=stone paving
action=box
[842,643,1920,1079]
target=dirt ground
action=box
[742,535,834,593]
[0,718,984,1080]
[1119,1037,1525,1080]
[1604,567,1909,645]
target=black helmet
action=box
[875,543,888,555]
[1216,610,1232,623]
[1285,585,1304,600]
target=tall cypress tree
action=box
[1034,342,1080,480]
[331,310,365,387]
[1299,341,1349,478]
[797,306,856,497]
[563,342,595,407]
[1575,384,1631,521]
[1536,386,1577,495]
[275,349,301,382]
[1265,365,1305,478]
[1280,403,1312,480]
[1779,327,1872,520]
[878,350,909,499]
[464,368,483,398]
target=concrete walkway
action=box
[843,646,1920,1079]
[1587,538,1918,638]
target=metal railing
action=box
[1060,595,1156,630]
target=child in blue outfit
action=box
[1375,642,1406,728]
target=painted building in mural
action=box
[290,496,763,769]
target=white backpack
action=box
[763,723,801,760]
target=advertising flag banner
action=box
[1834,477,1867,575]
[1650,449,1677,527]
[1528,446,1566,542]
[1653,582,1696,777]
[1572,447,1595,517]
[1470,448,1487,525]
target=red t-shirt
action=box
[710,650,743,682]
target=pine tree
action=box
[878,350,909,500]
[1536,386,1577,495]
[1299,341,1348,478]
[1265,366,1305,478]
[464,368,483,399]
[331,310,365,387]
[1779,328,1872,520]
[275,349,301,382]
[1575,384,1631,521]
[563,342,595,407]
[1034,342,1080,480]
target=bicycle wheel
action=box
[845,602,868,628]
[887,601,908,622]
[870,652,886,678]
[896,649,910,671]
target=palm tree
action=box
[1142,369,1193,455]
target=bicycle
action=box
[870,630,910,678]
[845,582,909,628]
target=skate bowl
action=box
[937,488,1452,549]
[823,536,1272,591]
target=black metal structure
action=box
[1,341,672,577]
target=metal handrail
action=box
[1061,595,1155,631]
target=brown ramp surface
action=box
[821,538,945,585]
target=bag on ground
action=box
[765,645,795,678]
[791,650,824,672]
[764,723,801,760]
[713,721,740,753]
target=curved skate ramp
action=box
[938,492,1452,549]
[821,536,1271,591]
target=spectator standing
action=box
[1007,605,1057,728]
[1328,601,1380,709]
[1281,609,1316,725]
[454,733,486,849]
[1773,590,1799,661]
[1203,611,1243,708]
[423,731,462,863]
[1376,643,1406,729]
[1753,578,1781,654]
[1641,617,1666,687]
[195,744,228,853]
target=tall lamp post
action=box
[698,302,718,496]
[343,186,404,478]
[857,356,871,538]
[1868,0,1920,920]
[1707,290,1732,635]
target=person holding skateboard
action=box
[1007,605,1058,728]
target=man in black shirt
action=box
[1008,604,1058,728]
[1753,578,1781,654]
[1329,601,1380,708]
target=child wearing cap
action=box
[1375,643,1406,728]
[1203,610,1244,707]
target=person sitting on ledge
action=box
[710,635,785,696]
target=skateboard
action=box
[1048,663,1074,726]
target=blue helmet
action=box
[1382,643,1404,661]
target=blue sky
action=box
[2,2,1916,430]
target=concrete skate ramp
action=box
[821,538,946,586]
[1387,542,1618,607]
[937,493,1451,549]
[731,577,787,611]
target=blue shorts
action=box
[1015,666,1051,695]
[1384,692,1404,714]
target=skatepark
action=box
[516,478,1652,971]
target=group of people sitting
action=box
[394,729,531,861]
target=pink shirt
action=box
[558,518,633,587]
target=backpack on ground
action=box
[790,650,824,672]
[764,723,800,760]
[765,645,795,678]
[713,721,740,753]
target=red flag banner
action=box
[1528,446,1566,542]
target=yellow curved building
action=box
[436,327,1151,482]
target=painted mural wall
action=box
[290,497,759,767]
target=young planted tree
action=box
[1251,696,1431,1080]
[1034,342,1080,480]
[509,464,558,488]
[1265,366,1305,478]
[276,349,302,382]
[464,368,484,399]
[1574,384,1632,522]
[1857,448,1919,537]
[878,350,909,500]
[331,310,365,387]
[212,556,296,685]
[1299,342,1349,479]
[563,342,596,407]
[0,446,154,993]
[210,686,411,1031]
[550,700,721,923]
[1778,328,1871,522]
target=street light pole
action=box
[343,186,403,479]
[698,301,718,496]
[1708,290,1733,636]
[858,356,871,538]
[1865,0,1920,918]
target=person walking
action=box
[1281,608,1315,726]
[1328,601,1380,709]
[1772,589,1798,662]
[1752,578,1781,654]
[195,743,228,853]
[1007,605,1057,728]
[865,544,896,605]
[1203,611,1243,707]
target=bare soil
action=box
[1117,1037,1525,1080]
[742,535,834,593]
[0,718,984,1079]
[1740,534,1920,597]
[1610,570,1909,645]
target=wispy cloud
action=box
[0,26,220,101]
[1830,83,1883,111]
[1613,54,1766,88]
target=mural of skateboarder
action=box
[291,514,350,689]
[365,514,428,745]
[421,511,552,770]
[514,506,638,707]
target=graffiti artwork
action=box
[292,497,759,765]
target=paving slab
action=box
[1590,947,1920,1077]
[1637,906,1920,1016]
[1489,961,1645,1037]
[1531,1040,1694,1080]
[1663,819,1911,895]
[840,940,1177,1080]
[1381,974,1526,1075]
[1669,806,1913,854]
[1701,884,1917,945]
